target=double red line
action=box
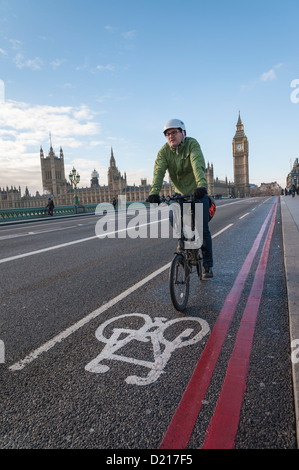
[160,199,278,449]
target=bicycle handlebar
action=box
[163,194,193,203]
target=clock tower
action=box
[232,112,250,198]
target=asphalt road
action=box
[0,197,296,451]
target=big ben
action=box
[232,112,250,198]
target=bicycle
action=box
[164,194,203,311]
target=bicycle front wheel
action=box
[169,254,190,311]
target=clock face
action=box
[236,144,243,152]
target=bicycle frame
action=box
[165,194,201,250]
[166,194,203,311]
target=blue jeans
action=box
[169,194,213,268]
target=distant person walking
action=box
[47,197,55,216]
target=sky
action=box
[0,0,299,195]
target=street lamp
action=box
[69,167,80,206]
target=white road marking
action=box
[212,224,233,237]
[0,218,169,264]
[239,212,250,219]
[9,264,170,371]
[0,225,80,241]
[85,314,210,386]
[8,221,233,371]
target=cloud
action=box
[69,158,108,187]
[96,64,115,72]
[123,30,137,39]
[51,58,66,69]
[261,69,276,81]
[90,140,106,147]
[13,53,43,70]
[9,39,22,50]
[63,83,75,89]
[0,100,101,193]
[105,25,118,33]
[241,63,283,90]
[260,63,282,82]
[126,169,150,186]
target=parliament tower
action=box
[40,143,67,196]
[232,112,250,198]
[107,147,127,194]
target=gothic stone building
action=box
[40,144,66,197]
[0,114,250,210]
[287,158,299,189]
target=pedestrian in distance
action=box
[47,197,55,216]
[148,119,213,279]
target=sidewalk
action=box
[280,195,299,448]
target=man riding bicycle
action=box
[148,119,213,279]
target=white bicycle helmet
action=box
[163,119,186,135]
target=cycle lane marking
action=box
[8,224,233,372]
[159,199,277,449]
[8,264,170,371]
[85,314,210,386]
[203,199,278,449]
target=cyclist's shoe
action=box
[202,266,213,279]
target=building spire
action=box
[235,111,244,136]
[110,147,116,167]
[237,110,242,127]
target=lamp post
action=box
[69,167,80,206]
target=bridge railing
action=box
[0,201,150,222]
[0,204,95,221]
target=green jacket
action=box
[150,137,207,196]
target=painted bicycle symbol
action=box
[85,313,210,386]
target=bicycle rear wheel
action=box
[169,254,190,311]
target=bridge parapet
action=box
[0,204,95,221]
[0,200,151,222]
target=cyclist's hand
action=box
[194,187,207,200]
[148,194,160,204]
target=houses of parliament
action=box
[0,114,250,210]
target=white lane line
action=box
[0,225,81,241]
[0,235,98,264]
[0,213,126,239]
[239,213,250,219]
[0,218,169,265]
[9,263,170,371]
[8,223,233,371]
[0,217,233,265]
[212,224,233,237]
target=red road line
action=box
[159,200,277,450]
[203,200,278,449]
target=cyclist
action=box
[148,119,213,279]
